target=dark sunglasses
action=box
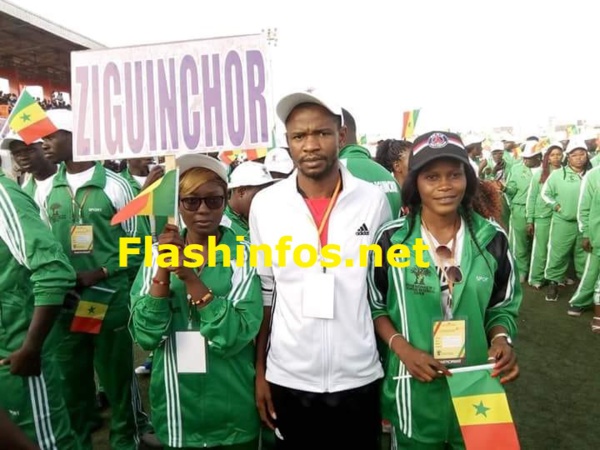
[179,196,225,211]
[435,245,463,283]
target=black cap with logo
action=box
[408,131,471,172]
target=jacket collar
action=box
[120,168,138,187]
[339,144,371,159]
[53,162,106,190]
[391,210,500,313]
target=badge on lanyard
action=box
[70,224,94,254]
[432,318,467,365]
[302,272,335,319]
[175,331,207,374]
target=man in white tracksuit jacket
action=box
[250,90,392,450]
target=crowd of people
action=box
[0,90,71,112]
[0,88,598,450]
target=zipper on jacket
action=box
[324,319,332,392]
[322,320,329,391]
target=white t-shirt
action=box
[65,166,96,193]
[132,175,147,189]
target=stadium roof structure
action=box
[0,0,105,88]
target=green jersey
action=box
[526,167,555,222]
[578,166,600,256]
[541,166,584,221]
[504,161,534,206]
[43,163,141,297]
[130,226,262,448]
[0,172,76,356]
[368,212,521,443]
[339,144,402,218]
[221,205,249,239]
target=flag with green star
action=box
[447,366,520,449]
[70,285,114,334]
[7,90,58,144]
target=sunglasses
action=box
[179,196,225,211]
[435,245,463,283]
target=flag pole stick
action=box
[0,117,10,140]
[393,362,496,380]
[164,155,178,226]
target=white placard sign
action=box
[71,33,271,161]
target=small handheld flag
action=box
[111,168,179,226]
[7,90,58,144]
[70,286,115,334]
[447,365,520,450]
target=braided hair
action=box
[374,139,411,172]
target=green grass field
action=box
[92,283,600,449]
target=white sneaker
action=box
[135,362,152,375]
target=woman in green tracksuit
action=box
[541,140,589,301]
[368,131,521,449]
[568,165,600,316]
[504,143,542,281]
[525,143,564,288]
[130,154,263,449]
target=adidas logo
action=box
[355,223,370,236]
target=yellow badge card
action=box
[432,319,466,365]
[70,225,94,254]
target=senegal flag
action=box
[8,90,58,144]
[402,109,421,140]
[447,365,520,450]
[70,286,115,334]
[111,168,178,226]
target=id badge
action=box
[432,318,466,365]
[175,331,207,374]
[70,224,94,254]
[302,272,335,319]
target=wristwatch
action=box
[491,333,513,347]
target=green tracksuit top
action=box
[130,226,263,448]
[505,161,533,206]
[526,167,555,222]
[44,163,141,291]
[21,176,36,198]
[221,205,249,240]
[591,153,600,167]
[0,172,76,357]
[541,165,584,221]
[578,166,600,256]
[339,144,402,218]
[368,212,521,443]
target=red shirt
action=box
[304,198,331,247]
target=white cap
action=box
[490,141,504,152]
[228,161,275,189]
[565,138,587,154]
[176,153,228,183]
[0,130,42,150]
[521,141,542,158]
[264,147,294,175]
[463,134,484,147]
[46,109,73,133]
[276,91,343,124]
